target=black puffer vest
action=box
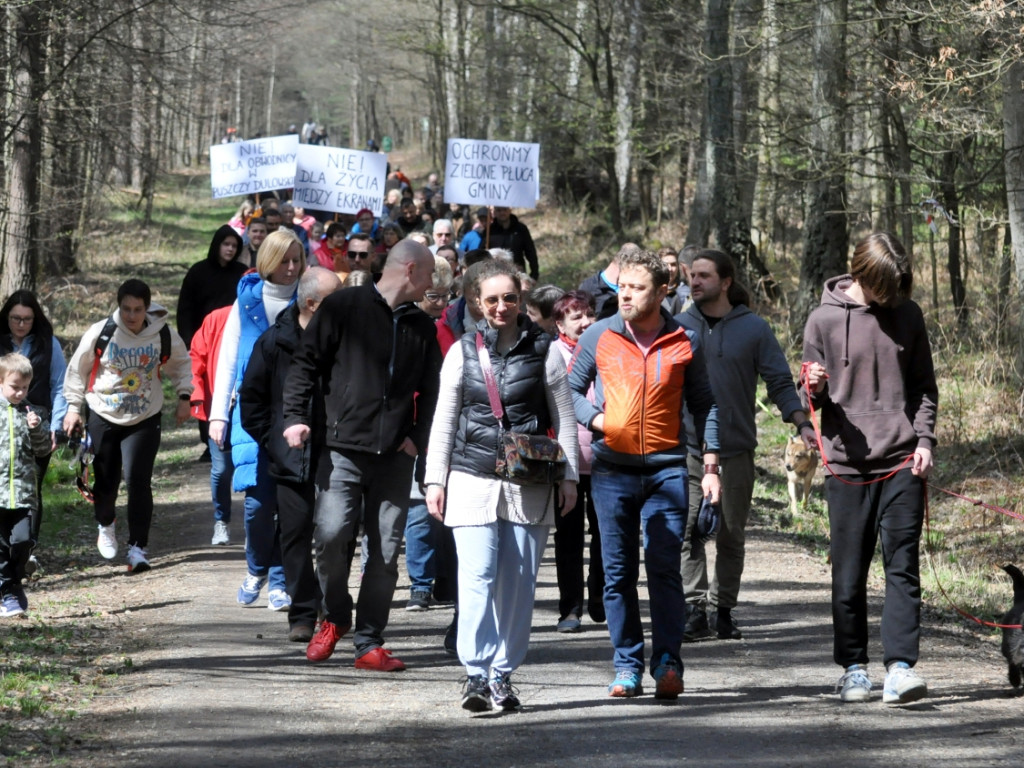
[451,318,552,478]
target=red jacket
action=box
[189,306,232,422]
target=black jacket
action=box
[239,305,319,483]
[282,284,442,482]
[488,214,539,278]
[578,271,619,320]
[451,317,551,477]
[177,225,248,348]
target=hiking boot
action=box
[236,573,266,606]
[711,606,742,640]
[461,674,492,712]
[883,662,927,704]
[211,521,230,546]
[652,653,684,700]
[406,588,431,611]
[683,605,713,642]
[306,621,348,662]
[126,545,150,573]
[0,593,24,618]
[608,669,644,698]
[97,522,117,560]
[354,647,406,672]
[556,613,582,633]
[489,671,521,711]
[288,623,315,643]
[837,664,872,703]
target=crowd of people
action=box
[0,170,937,713]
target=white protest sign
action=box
[209,135,299,199]
[445,139,540,208]
[292,145,387,215]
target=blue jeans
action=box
[209,437,233,524]
[243,471,286,592]
[404,501,442,592]
[590,458,689,674]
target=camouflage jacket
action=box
[0,398,51,511]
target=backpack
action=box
[87,316,171,392]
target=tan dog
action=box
[784,435,818,515]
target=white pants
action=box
[453,519,549,677]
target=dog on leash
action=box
[1000,564,1024,689]
[784,435,818,516]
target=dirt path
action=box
[16,448,1024,767]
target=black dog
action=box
[1000,564,1024,688]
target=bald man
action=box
[282,242,442,672]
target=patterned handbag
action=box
[476,333,567,486]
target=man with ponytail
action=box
[678,249,814,643]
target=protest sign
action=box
[444,139,540,208]
[292,145,387,215]
[209,135,298,199]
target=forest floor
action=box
[4,436,1022,768]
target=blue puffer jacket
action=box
[230,273,294,491]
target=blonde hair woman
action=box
[208,229,305,617]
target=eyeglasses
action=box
[9,315,34,325]
[423,292,448,303]
[348,251,372,260]
[481,293,519,308]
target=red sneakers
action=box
[354,647,406,672]
[306,621,349,662]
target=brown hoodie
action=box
[801,274,938,475]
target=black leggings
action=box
[88,412,161,549]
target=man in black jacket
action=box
[489,206,539,279]
[239,267,342,643]
[282,240,441,672]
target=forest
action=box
[2,0,1024,339]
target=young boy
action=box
[802,232,938,705]
[0,352,52,617]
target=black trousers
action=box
[0,507,31,590]
[89,412,161,549]
[277,478,321,629]
[30,453,51,545]
[553,474,604,619]
[827,468,923,669]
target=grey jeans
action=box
[681,451,755,610]
[314,448,415,656]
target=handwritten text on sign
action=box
[444,139,540,208]
[209,135,299,199]
[292,145,387,215]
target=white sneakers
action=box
[126,545,150,573]
[211,521,230,546]
[97,523,118,559]
[838,662,928,704]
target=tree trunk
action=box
[1003,59,1024,297]
[2,2,46,296]
[613,0,644,215]
[792,0,849,341]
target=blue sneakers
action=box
[267,589,291,612]
[653,653,684,700]
[0,592,24,617]
[608,669,644,697]
[237,574,267,605]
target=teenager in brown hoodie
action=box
[802,232,938,706]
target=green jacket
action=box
[0,398,51,511]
